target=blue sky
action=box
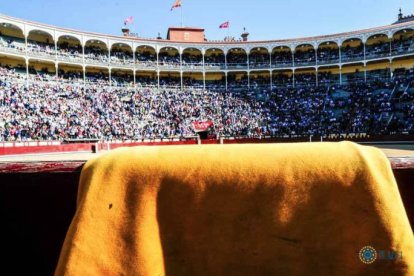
[1,0,414,41]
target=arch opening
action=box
[294,44,316,66]
[317,42,339,65]
[365,34,390,60]
[392,29,414,56]
[182,48,202,67]
[27,30,55,57]
[111,43,133,66]
[135,46,156,67]
[204,48,225,70]
[295,68,316,87]
[249,47,270,69]
[136,71,157,87]
[228,71,248,90]
[57,35,82,62]
[226,48,247,69]
[341,38,364,63]
[271,46,293,68]
[205,72,225,91]
[159,47,180,68]
[183,72,203,88]
[85,66,109,85]
[0,23,25,54]
[85,40,109,63]
[159,71,180,87]
[272,69,293,88]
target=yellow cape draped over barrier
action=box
[55,142,414,275]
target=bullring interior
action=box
[0,10,414,275]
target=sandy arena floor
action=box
[0,143,413,162]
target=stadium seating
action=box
[1,66,414,141]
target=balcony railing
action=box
[249,62,271,69]
[204,63,225,71]
[2,38,414,72]
[341,54,364,63]
[294,60,316,67]
[226,63,248,70]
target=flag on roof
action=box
[124,16,133,25]
[219,21,230,29]
[171,0,182,11]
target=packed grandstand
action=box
[1,13,414,141]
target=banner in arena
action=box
[193,121,214,132]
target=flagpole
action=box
[227,20,230,39]
[181,6,183,27]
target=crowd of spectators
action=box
[57,42,83,61]
[110,48,134,65]
[1,65,414,141]
[0,35,25,53]
[84,45,109,63]
[158,52,181,68]
[27,40,55,57]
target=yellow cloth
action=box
[55,142,414,275]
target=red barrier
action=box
[0,140,199,156]
[0,144,93,156]
[109,140,197,150]
[1,137,413,156]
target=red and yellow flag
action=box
[171,0,182,11]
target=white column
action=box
[225,71,228,91]
[363,42,366,61]
[246,50,249,70]
[247,71,250,90]
[389,59,392,80]
[54,34,58,61]
[364,63,367,82]
[389,39,392,57]
[25,59,29,85]
[339,46,342,63]
[180,71,183,90]
[269,50,272,68]
[202,50,206,90]
[24,27,29,83]
[133,49,136,87]
[157,70,160,89]
[270,70,273,90]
